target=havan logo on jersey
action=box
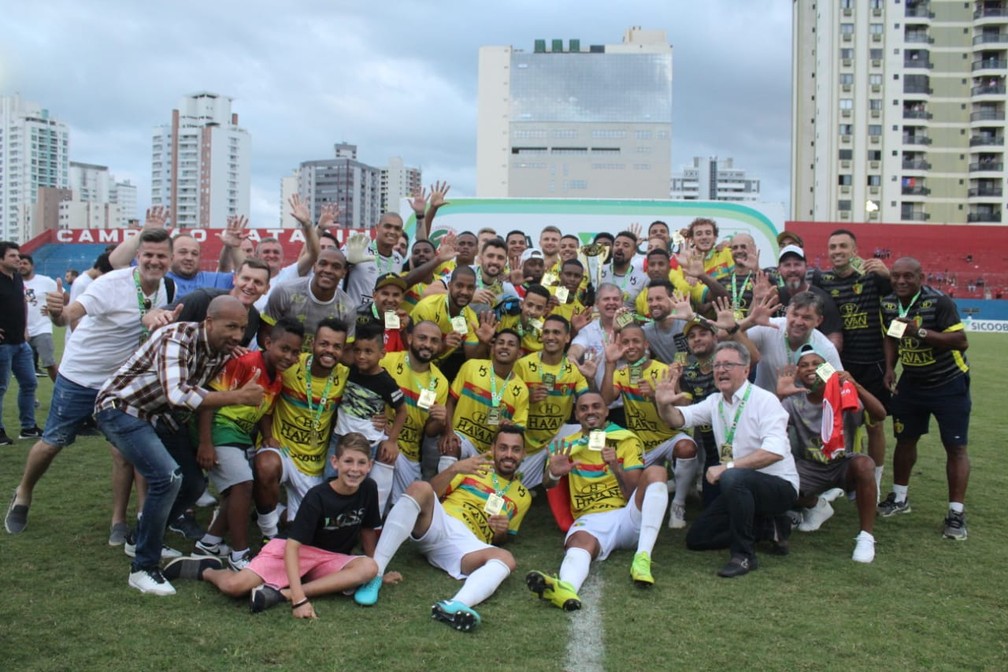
[279,415,324,447]
[898,342,937,367]
[625,407,660,436]
[527,405,565,432]
[840,302,869,330]
[571,481,624,513]
[456,414,498,449]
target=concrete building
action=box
[381,156,422,213]
[280,170,299,228]
[151,92,250,229]
[109,180,137,225]
[67,162,137,227]
[670,156,761,202]
[0,95,70,241]
[477,27,673,199]
[792,0,1008,225]
[296,143,383,229]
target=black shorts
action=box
[842,360,892,412]
[892,373,971,446]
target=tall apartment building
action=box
[151,92,251,229]
[792,0,1008,225]
[0,95,70,241]
[670,156,761,202]
[67,162,138,227]
[381,156,422,213]
[296,143,383,229]
[477,27,673,198]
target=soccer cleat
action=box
[18,426,43,440]
[163,555,223,581]
[667,502,686,530]
[124,533,183,561]
[526,570,581,611]
[168,512,205,540]
[353,575,383,606]
[431,599,481,632]
[228,550,252,572]
[250,584,286,613]
[798,497,835,532]
[193,538,232,559]
[108,522,130,546]
[852,531,876,563]
[128,567,176,596]
[4,492,29,534]
[0,430,14,446]
[877,493,911,517]
[942,511,968,541]
[630,551,655,587]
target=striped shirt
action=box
[95,321,231,431]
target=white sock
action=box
[257,507,280,537]
[437,455,458,474]
[892,484,909,503]
[949,501,964,514]
[370,461,395,517]
[373,495,420,575]
[672,457,698,506]
[230,548,249,560]
[451,558,510,607]
[200,533,223,546]
[637,481,669,554]
[559,547,592,593]
[874,466,883,494]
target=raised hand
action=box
[144,206,170,230]
[604,340,627,364]
[219,215,248,248]
[288,194,313,227]
[574,351,599,381]
[475,310,498,343]
[570,305,593,333]
[669,290,693,320]
[317,202,340,230]
[627,222,643,245]
[747,293,780,328]
[429,181,451,210]
[345,233,374,264]
[776,364,804,398]
[435,231,457,262]
[654,366,688,407]
[751,270,774,305]
[712,297,740,331]
[46,279,66,320]
[141,303,184,331]
[410,187,429,216]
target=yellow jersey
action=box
[410,293,480,362]
[513,353,589,454]
[560,425,644,518]
[497,313,543,355]
[441,469,532,542]
[613,359,677,452]
[450,359,529,454]
[380,351,449,463]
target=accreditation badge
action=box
[418,389,436,410]
[720,443,734,461]
[674,351,688,365]
[484,493,506,516]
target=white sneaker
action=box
[128,568,177,596]
[228,549,252,571]
[195,489,217,508]
[852,531,875,563]
[821,487,845,503]
[124,533,183,561]
[797,497,834,532]
[667,502,686,529]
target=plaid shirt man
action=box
[95,321,231,431]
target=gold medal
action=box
[588,429,606,451]
[555,287,570,303]
[486,406,501,426]
[529,318,544,331]
[418,388,436,410]
[629,366,642,385]
[615,311,635,329]
[450,315,468,334]
[484,493,505,515]
[674,352,688,365]
[733,309,744,321]
[384,310,401,329]
[542,373,556,390]
[720,443,734,461]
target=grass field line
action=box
[565,572,604,672]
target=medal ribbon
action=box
[404,353,438,394]
[717,383,753,450]
[897,289,922,319]
[488,366,512,409]
[731,272,752,311]
[304,356,336,439]
[133,269,158,343]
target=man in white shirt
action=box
[655,341,798,578]
[18,254,58,381]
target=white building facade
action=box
[670,156,761,202]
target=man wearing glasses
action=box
[655,341,798,578]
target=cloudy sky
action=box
[2,0,792,226]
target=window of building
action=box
[840,73,854,85]
[838,200,852,211]
[839,124,854,135]
[839,174,853,186]
[867,175,882,186]
[840,99,854,110]
[868,149,882,160]
[870,99,883,110]
[869,23,883,35]
[840,48,854,60]
[868,125,882,136]
[839,148,854,160]
[870,48,883,60]
[869,74,883,85]
[841,23,855,35]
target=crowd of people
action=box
[1,188,973,632]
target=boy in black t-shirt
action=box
[164,433,384,619]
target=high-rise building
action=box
[792,0,1008,225]
[151,92,250,229]
[297,143,383,229]
[381,156,422,214]
[109,180,138,225]
[670,156,761,202]
[477,27,673,199]
[0,95,70,240]
[279,170,299,228]
[66,162,137,228]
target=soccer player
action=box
[470,237,517,314]
[600,324,699,529]
[254,319,350,540]
[192,317,305,570]
[497,283,551,355]
[548,259,589,324]
[777,346,884,562]
[688,217,734,284]
[513,315,592,489]
[439,330,529,471]
[880,257,971,540]
[600,231,648,307]
[165,433,381,619]
[527,391,670,610]
[352,427,531,632]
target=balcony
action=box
[904,83,933,94]
[968,186,1004,197]
[974,7,1008,19]
[904,134,933,145]
[972,83,1007,95]
[968,160,1004,171]
[903,108,932,119]
[906,32,932,43]
[902,210,931,221]
[903,158,932,170]
[906,3,933,18]
[970,134,1005,145]
[967,211,1002,222]
[974,33,1008,45]
[972,58,1008,71]
[971,108,1006,120]
[902,185,931,196]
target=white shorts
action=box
[413,498,493,580]
[260,446,325,520]
[390,453,422,507]
[454,432,480,459]
[518,449,550,490]
[564,497,642,562]
[208,444,253,493]
[644,432,696,468]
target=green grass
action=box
[1,331,1005,671]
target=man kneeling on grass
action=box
[352,426,531,633]
[165,433,383,619]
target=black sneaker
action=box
[168,512,205,540]
[878,492,911,517]
[163,555,223,581]
[5,491,29,534]
[0,430,13,446]
[19,426,43,440]
[942,510,968,541]
[250,585,286,613]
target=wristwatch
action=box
[725,461,735,470]
[917,328,928,339]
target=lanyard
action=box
[488,365,511,408]
[133,270,158,343]
[898,290,922,319]
[537,352,568,378]
[490,471,513,499]
[304,356,336,432]
[731,272,752,309]
[717,384,753,448]
[404,353,438,393]
[610,265,632,295]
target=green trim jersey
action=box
[380,351,450,462]
[409,294,480,362]
[450,359,529,454]
[206,351,284,447]
[497,314,543,355]
[271,352,348,477]
[812,268,891,364]
[560,425,644,518]
[613,360,675,452]
[881,286,968,388]
[441,470,531,543]
[513,353,589,455]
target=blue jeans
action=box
[96,408,205,570]
[0,342,37,431]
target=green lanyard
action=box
[488,366,512,409]
[404,353,438,393]
[490,472,513,499]
[898,289,922,319]
[717,384,753,448]
[731,272,752,310]
[304,356,336,433]
[133,270,158,343]
[628,355,647,382]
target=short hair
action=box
[137,228,172,249]
[593,232,615,245]
[524,283,551,302]
[412,239,435,253]
[456,231,478,242]
[66,268,80,279]
[715,340,751,367]
[493,425,525,445]
[646,248,671,262]
[238,257,270,276]
[354,321,385,345]
[829,228,857,242]
[0,241,20,257]
[788,290,824,316]
[688,217,719,238]
[595,282,622,300]
[647,278,676,295]
[561,234,581,244]
[477,227,497,237]
[544,314,571,332]
[94,252,113,273]
[270,316,306,341]
[315,318,348,338]
[648,220,669,234]
[562,258,584,272]
[505,230,526,243]
[615,230,637,244]
[494,328,522,344]
[334,432,371,459]
[541,225,562,236]
[319,231,339,246]
[18,253,33,265]
[258,236,281,247]
[481,237,507,255]
[450,265,476,282]
[400,231,410,247]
